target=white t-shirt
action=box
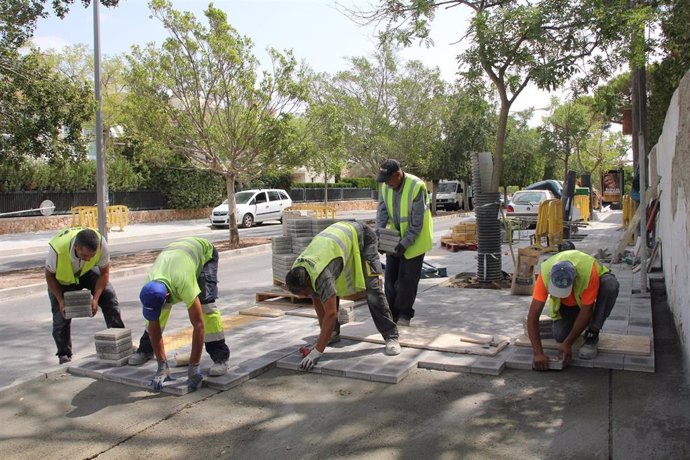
[45,237,110,275]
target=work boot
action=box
[385,338,401,356]
[128,351,153,366]
[578,328,600,359]
[209,360,228,377]
[397,317,411,327]
[58,355,71,365]
[328,331,341,345]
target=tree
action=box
[126,0,309,247]
[502,110,544,194]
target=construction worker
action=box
[527,249,620,370]
[45,227,125,365]
[285,220,401,371]
[129,237,230,392]
[375,159,434,326]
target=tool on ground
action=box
[298,345,311,357]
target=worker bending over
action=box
[285,220,401,371]
[130,237,230,392]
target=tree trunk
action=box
[430,179,439,214]
[225,172,240,249]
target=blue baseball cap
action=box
[140,281,168,321]
[548,261,576,298]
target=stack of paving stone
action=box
[338,303,356,324]
[284,217,314,239]
[63,290,94,319]
[312,218,339,236]
[377,228,400,254]
[94,328,132,366]
[291,236,313,254]
[272,236,292,254]
[272,253,299,284]
[523,315,553,338]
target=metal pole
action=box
[93,0,108,240]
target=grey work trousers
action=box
[360,225,399,340]
[553,272,620,342]
[48,269,125,358]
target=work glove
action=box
[298,344,313,358]
[300,348,322,371]
[150,359,174,392]
[187,363,203,391]
[394,243,405,258]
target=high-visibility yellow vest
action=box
[380,173,433,259]
[540,250,609,319]
[48,227,103,285]
[292,221,366,297]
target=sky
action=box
[32,0,553,115]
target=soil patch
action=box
[440,271,513,290]
[0,237,271,290]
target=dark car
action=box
[524,180,563,199]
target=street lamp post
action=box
[93,0,108,239]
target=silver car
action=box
[210,189,292,228]
[506,190,556,215]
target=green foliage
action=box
[339,177,377,189]
[150,166,225,209]
[251,171,293,190]
[0,158,97,192]
[502,113,545,189]
[292,182,355,189]
[0,49,94,163]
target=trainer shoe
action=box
[397,317,411,327]
[328,331,341,345]
[58,355,72,365]
[385,338,402,356]
[578,329,600,359]
[128,351,153,366]
[209,360,228,377]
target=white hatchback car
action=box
[506,190,556,215]
[210,189,292,228]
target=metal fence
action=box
[0,188,374,218]
[288,187,375,202]
[0,191,168,217]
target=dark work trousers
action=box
[384,249,425,322]
[360,225,399,340]
[136,248,230,363]
[553,272,620,342]
[48,269,124,358]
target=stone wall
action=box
[653,68,690,375]
[0,200,379,235]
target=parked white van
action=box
[436,180,464,210]
[210,189,292,228]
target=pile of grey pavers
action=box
[523,315,553,339]
[94,328,133,366]
[338,301,356,324]
[272,215,341,284]
[377,228,401,255]
[63,289,94,319]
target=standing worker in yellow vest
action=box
[527,249,620,370]
[376,159,434,326]
[285,221,401,371]
[45,228,125,365]
[129,237,230,392]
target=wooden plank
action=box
[340,322,509,357]
[514,333,651,356]
[239,304,300,318]
[256,290,311,304]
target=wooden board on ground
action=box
[514,333,651,356]
[340,322,509,357]
[256,290,311,304]
[239,304,301,318]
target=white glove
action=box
[300,348,322,371]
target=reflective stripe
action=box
[162,242,201,267]
[315,224,355,293]
[204,331,225,342]
[201,303,218,314]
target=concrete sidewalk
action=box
[1,210,689,459]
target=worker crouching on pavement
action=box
[285,221,401,371]
[45,227,125,365]
[527,249,620,370]
[129,237,230,392]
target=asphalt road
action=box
[0,220,287,272]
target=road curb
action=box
[0,244,272,300]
